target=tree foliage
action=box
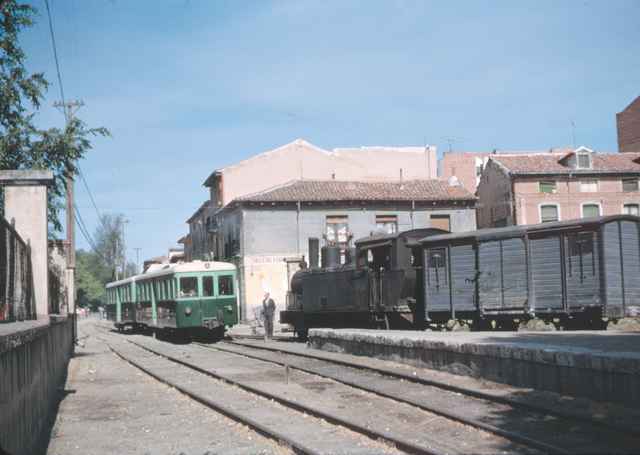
[94,213,127,280]
[0,1,109,232]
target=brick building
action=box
[617,95,640,153]
[440,148,572,194]
[210,179,476,319]
[476,146,640,228]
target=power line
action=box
[44,0,66,111]
[77,166,107,229]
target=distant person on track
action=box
[262,292,276,341]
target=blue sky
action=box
[21,0,640,265]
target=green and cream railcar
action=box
[105,261,239,335]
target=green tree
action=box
[0,1,108,232]
[75,250,109,310]
[94,213,127,280]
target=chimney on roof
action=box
[448,176,461,187]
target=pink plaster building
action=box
[440,148,572,194]
[477,146,640,228]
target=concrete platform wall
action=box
[309,329,640,406]
[0,317,74,455]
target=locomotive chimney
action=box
[308,237,319,269]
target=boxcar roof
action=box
[355,228,447,248]
[419,215,640,245]
[106,260,236,288]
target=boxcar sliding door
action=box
[530,235,564,311]
[478,238,528,312]
[449,244,476,314]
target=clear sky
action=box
[21,0,640,266]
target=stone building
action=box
[617,95,640,154]
[476,146,640,228]
[183,138,439,264]
[211,179,476,319]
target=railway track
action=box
[102,330,551,455]
[225,337,640,436]
[98,332,401,455]
[193,338,640,455]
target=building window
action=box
[540,204,559,223]
[623,203,640,216]
[326,215,349,245]
[475,163,483,177]
[539,181,557,193]
[622,178,639,192]
[580,180,598,192]
[376,215,398,234]
[576,153,592,169]
[582,203,601,218]
[430,214,451,232]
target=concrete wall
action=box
[235,205,476,319]
[4,185,49,317]
[0,318,74,455]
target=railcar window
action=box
[203,276,214,297]
[218,275,234,296]
[180,277,198,297]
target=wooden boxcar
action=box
[106,261,239,336]
[417,215,640,328]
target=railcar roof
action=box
[106,260,236,288]
[355,228,447,247]
[419,215,640,245]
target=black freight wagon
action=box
[418,215,640,328]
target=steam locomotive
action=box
[280,228,446,338]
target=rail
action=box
[0,217,35,322]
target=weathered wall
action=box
[476,160,513,228]
[211,139,438,207]
[0,317,74,455]
[235,205,476,319]
[617,96,640,154]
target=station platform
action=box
[308,329,640,406]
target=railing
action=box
[0,217,35,322]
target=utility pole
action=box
[134,247,142,274]
[54,100,84,315]
[122,218,129,277]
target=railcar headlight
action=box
[184,306,192,316]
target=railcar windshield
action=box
[203,276,214,297]
[179,277,198,297]
[218,275,234,295]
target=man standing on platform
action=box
[262,292,276,341]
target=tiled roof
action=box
[493,153,640,175]
[234,179,475,203]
